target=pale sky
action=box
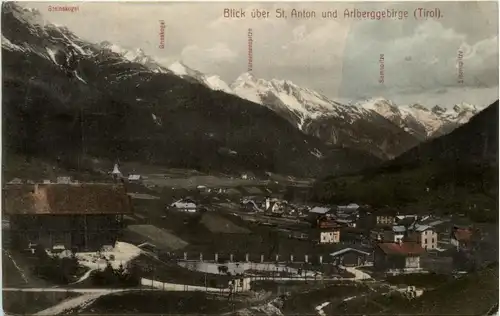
[20,1,499,108]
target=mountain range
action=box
[1,3,489,178]
[1,3,379,178]
[161,61,482,159]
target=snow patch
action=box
[75,242,142,271]
[168,61,188,76]
[2,35,25,51]
[45,47,59,65]
[315,301,330,316]
[310,148,323,158]
[58,31,88,56]
[152,113,162,126]
[73,70,87,84]
[204,75,233,93]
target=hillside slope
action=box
[384,262,498,316]
[1,3,379,177]
[390,101,498,167]
[311,100,499,222]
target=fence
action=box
[158,251,345,265]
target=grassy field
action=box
[131,254,234,289]
[384,272,452,289]
[312,163,498,223]
[2,250,55,288]
[3,291,80,314]
[328,262,499,315]
[77,291,241,315]
[281,283,372,315]
[128,196,340,261]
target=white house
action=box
[319,229,340,244]
[337,203,360,212]
[7,178,23,185]
[128,174,142,181]
[384,225,406,242]
[309,207,332,215]
[56,176,71,184]
[409,225,438,250]
[264,198,285,215]
[170,199,197,213]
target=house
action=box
[8,178,23,185]
[128,174,142,182]
[374,241,425,273]
[370,229,384,242]
[170,199,197,213]
[309,206,332,216]
[450,227,473,250]
[335,215,357,228]
[337,203,360,213]
[383,225,406,243]
[264,198,285,216]
[396,214,419,224]
[376,214,396,226]
[330,247,370,267]
[359,212,395,228]
[56,176,72,184]
[408,225,438,250]
[308,206,333,223]
[3,183,132,252]
[317,227,341,244]
[317,215,339,229]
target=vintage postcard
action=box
[1,1,499,315]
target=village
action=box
[2,164,498,315]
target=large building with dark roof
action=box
[3,183,133,252]
[374,241,425,273]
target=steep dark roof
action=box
[377,242,425,256]
[4,183,132,215]
[452,228,473,242]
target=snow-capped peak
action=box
[231,72,370,129]
[358,98,398,113]
[204,75,232,94]
[233,72,257,84]
[360,98,480,138]
[431,105,447,115]
[168,61,189,76]
[168,61,233,93]
[98,41,167,73]
[453,102,477,114]
[408,103,430,112]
